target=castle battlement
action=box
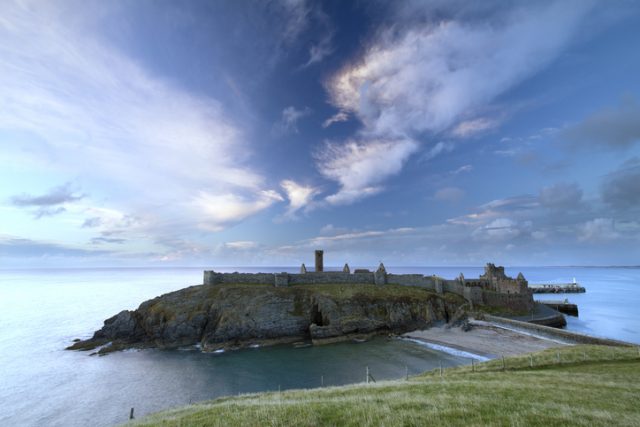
[203,251,534,312]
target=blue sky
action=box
[1,0,640,267]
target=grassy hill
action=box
[131,345,640,427]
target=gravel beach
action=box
[403,321,568,358]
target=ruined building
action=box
[203,251,534,311]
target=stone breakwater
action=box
[68,283,466,355]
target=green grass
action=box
[208,282,462,301]
[131,345,640,427]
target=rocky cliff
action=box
[68,283,466,354]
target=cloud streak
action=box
[11,182,84,207]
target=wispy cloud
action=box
[279,180,318,219]
[11,182,84,207]
[277,0,312,45]
[302,28,334,67]
[10,182,84,219]
[90,237,126,245]
[451,118,499,138]
[319,1,593,204]
[315,138,418,205]
[328,1,591,136]
[322,111,349,128]
[223,241,258,250]
[191,190,283,232]
[0,1,277,244]
[421,141,454,162]
[272,106,312,137]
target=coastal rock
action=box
[68,283,465,354]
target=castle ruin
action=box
[203,251,534,312]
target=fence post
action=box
[471,358,475,373]
[366,366,369,384]
[405,365,409,381]
[321,375,324,387]
[439,361,443,378]
[556,351,560,364]
[529,355,533,368]
[129,408,134,420]
[502,354,506,371]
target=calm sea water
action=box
[0,266,638,426]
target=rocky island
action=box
[68,252,536,355]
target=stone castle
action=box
[203,250,534,311]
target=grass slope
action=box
[131,345,640,427]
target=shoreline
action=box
[403,321,568,359]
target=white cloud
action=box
[192,191,283,231]
[223,241,258,250]
[451,164,473,175]
[280,179,318,219]
[317,1,592,205]
[302,30,334,67]
[307,227,415,247]
[328,2,591,137]
[315,138,418,205]
[0,1,277,242]
[451,118,499,138]
[278,0,312,44]
[472,218,526,242]
[322,111,349,128]
[272,106,312,136]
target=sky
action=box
[1,0,640,268]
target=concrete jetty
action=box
[539,300,579,317]
[530,283,586,294]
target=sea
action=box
[0,266,638,426]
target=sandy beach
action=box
[403,321,568,358]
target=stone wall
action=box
[385,274,436,290]
[482,290,533,312]
[203,271,275,285]
[443,281,464,296]
[483,314,634,346]
[463,286,484,307]
[288,272,375,285]
[202,269,534,312]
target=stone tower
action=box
[315,250,324,272]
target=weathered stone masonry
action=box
[203,253,534,312]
